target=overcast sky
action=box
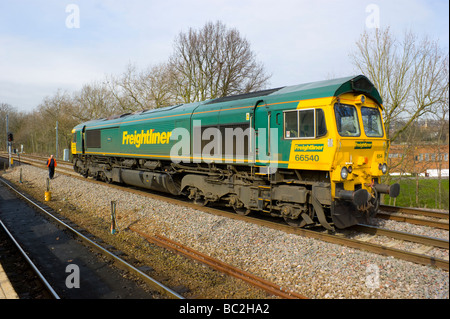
[0,0,448,112]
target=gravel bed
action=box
[368,216,449,240]
[2,165,449,299]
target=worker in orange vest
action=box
[46,155,57,179]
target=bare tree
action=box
[101,63,179,112]
[350,28,448,143]
[118,64,148,111]
[104,73,136,113]
[351,27,449,208]
[34,90,79,157]
[169,21,271,103]
[8,22,273,159]
[72,81,119,121]
[133,63,177,109]
[430,58,449,209]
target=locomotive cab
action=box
[328,93,399,228]
[280,76,399,229]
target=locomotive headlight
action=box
[340,167,349,179]
[379,163,387,174]
[355,94,366,105]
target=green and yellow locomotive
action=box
[71,75,399,230]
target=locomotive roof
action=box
[204,74,382,106]
[73,75,382,130]
[269,74,383,106]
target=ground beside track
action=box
[2,165,448,299]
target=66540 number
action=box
[295,154,319,162]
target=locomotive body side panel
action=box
[70,75,399,229]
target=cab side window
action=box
[284,108,327,139]
[284,110,298,138]
[316,109,327,137]
[299,110,313,137]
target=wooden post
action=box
[110,201,118,234]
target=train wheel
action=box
[82,169,89,178]
[283,216,307,228]
[188,187,208,206]
[229,196,250,215]
[234,207,251,216]
[193,197,209,206]
[282,204,314,228]
[100,172,112,184]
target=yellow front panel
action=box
[283,92,388,199]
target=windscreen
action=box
[361,107,384,137]
[334,104,360,137]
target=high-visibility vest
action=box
[47,158,57,167]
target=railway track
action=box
[380,205,449,219]
[351,224,448,249]
[0,219,60,299]
[1,159,308,299]
[131,228,308,299]
[0,176,184,299]
[3,154,449,272]
[379,205,449,230]
[234,214,448,271]
[5,153,448,229]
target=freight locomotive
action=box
[71,75,400,230]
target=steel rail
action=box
[380,204,449,220]
[2,160,310,298]
[351,224,449,249]
[131,228,308,299]
[3,155,74,171]
[5,153,449,221]
[0,177,184,299]
[376,211,449,230]
[0,219,61,299]
[3,155,449,271]
[233,214,449,271]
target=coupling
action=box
[335,188,370,206]
[372,183,400,198]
